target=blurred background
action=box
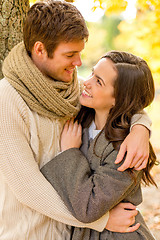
[0,0,160,238]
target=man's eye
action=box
[66,55,74,58]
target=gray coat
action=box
[41,128,155,240]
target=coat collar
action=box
[81,127,115,160]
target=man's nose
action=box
[72,54,82,67]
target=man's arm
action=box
[0,86,109,232]
[115,111,151,171]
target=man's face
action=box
[40,40,85,82]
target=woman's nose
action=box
[84,78,92,88]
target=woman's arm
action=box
[41,125,142,224]
[41,120,140,232]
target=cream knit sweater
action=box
[0,79,109,240]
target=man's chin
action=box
[63,74,74,83]
[49,75,72,83]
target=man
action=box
[0,1,151,239]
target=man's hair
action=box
[23,0,89,57]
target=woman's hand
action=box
[105,202,140,233]
[61,120,82,152]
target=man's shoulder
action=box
[0,78,9,89]
[0,78,15,97]
[0,78,28,113]
[0,78,22,102]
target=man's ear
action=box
[33,41,47,57]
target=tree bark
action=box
[0,0,29,79]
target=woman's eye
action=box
[97,78,102,86]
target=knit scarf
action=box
[2,42,80,119]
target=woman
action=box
[41,51,157,239]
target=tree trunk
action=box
[0,0,29,79]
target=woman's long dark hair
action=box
[76,51,157,186]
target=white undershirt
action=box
[88,121,101,140]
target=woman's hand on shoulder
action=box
[61,119,82,152]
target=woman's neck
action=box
[94,111,109,130]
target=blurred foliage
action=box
[92,0,160,84]
[93,0,128,15]
[30,0,74,2]
[79,15,121,77]
[115,9,160,84]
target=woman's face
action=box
[80,58,117,116]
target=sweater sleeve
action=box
[0,82,108,232]
[41,146,142,223]
[130,110,152,132]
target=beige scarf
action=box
[2,42,80,119]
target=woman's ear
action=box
[112,98,115,107]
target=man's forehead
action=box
[56,40,85,53]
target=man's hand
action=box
[115,125,149,171]
[105,203,140,233]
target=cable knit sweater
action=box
[0,79,109,240]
